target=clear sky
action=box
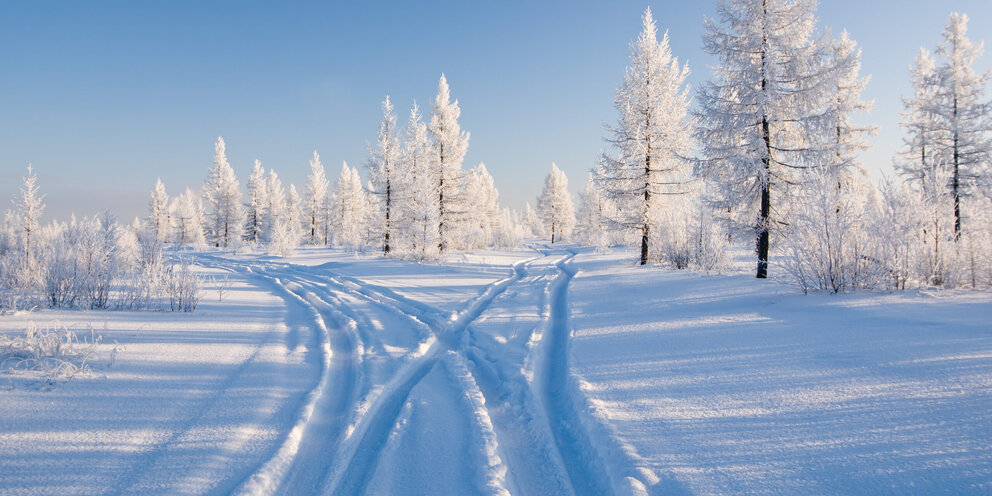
[1,0,991,221]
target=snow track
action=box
[536,254,615,495]
[194,249,624,495]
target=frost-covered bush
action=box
[781,168,886,293]
[0,322,101,386]
[164,258,201,312]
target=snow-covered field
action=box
[1,245,990,495]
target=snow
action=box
[2,245,990,495]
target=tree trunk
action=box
[757,115,771,279]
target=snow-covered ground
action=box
[1,245,990,495]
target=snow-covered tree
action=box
[429,74,470,253]
[400,102,439,260]
[145,178,172,255]
[368,96,403,255]
[331,161,368,250]
[575,173,608,249]
[537,163,576,243]
[522,202,543,238]
[898,48,943,187]
[14,165,45,262]
[172,188,206,249]
[305,150,329,246]
[601,7,693,265]
[244,159,268,245]
[932,13,992,237]
[823,31,876,183]
[462,162,501,249]
[695,0,836,279]
[204,137,244,250]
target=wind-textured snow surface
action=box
[1,245,990,495]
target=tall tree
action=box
[401,102,439,260]
[932,12,992,238]
[696,0,835,278]
[205,137,244,249]
[368,96,402,255]
[428,74,470,253]
[537,163,576,243]
[305,150,329,246]
[601,7,693,265]
[244,159,268,245]
[823,30,876,183]
[898,48,943,188]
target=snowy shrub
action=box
[781,167,885,293]
[164,258,201,312]
[0,322,101,386]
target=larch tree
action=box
[368,96,402,255]
[205,137,244,250]
[898,48,943,188]
[172,188,206,248]
[575,172,608,249]
[537,163,576,243]
[601,7,693,265]
[146,178,171,248]
[14,165,44,265]
[401,102,439,260]
[428,74,470,253]
[331,161,368,250]
[932,12,991,238]
[464,162,501,248]
[823,30,875,183]
[244,159,268,245]
[695,0,836,279]
[305,150,329,246]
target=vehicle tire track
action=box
[324,259,532,495]
[538,253,614,496]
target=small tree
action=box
[305,150,329,246]
[536,163,575,243]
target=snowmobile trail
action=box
[539,253,613,495]
[325,259,531,495]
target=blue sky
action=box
[1,0,991,221]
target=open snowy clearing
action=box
[1,245,990,495]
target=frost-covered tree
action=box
[400,102,439,260]
[368,96,402,255]
[695,0,836,278]
[429,74,470,253]
[145,178,172,251]
[522,202,543,238]
[575,173,608,249]
[932,13,992,237]
[331,161,368,250]
[601,7,693,265]
[898,48,943,188]
[537,163,576,243]
[244,159,268,245]
[14,165,45,262]
[205,137,244,249]
[305,150,329,246]
[462,163,501,249]
[172,188,206,249]
[823,31,876,183]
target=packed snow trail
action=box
[537,254,614,495]
[325,260,530,496]
[186,249,627,495]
